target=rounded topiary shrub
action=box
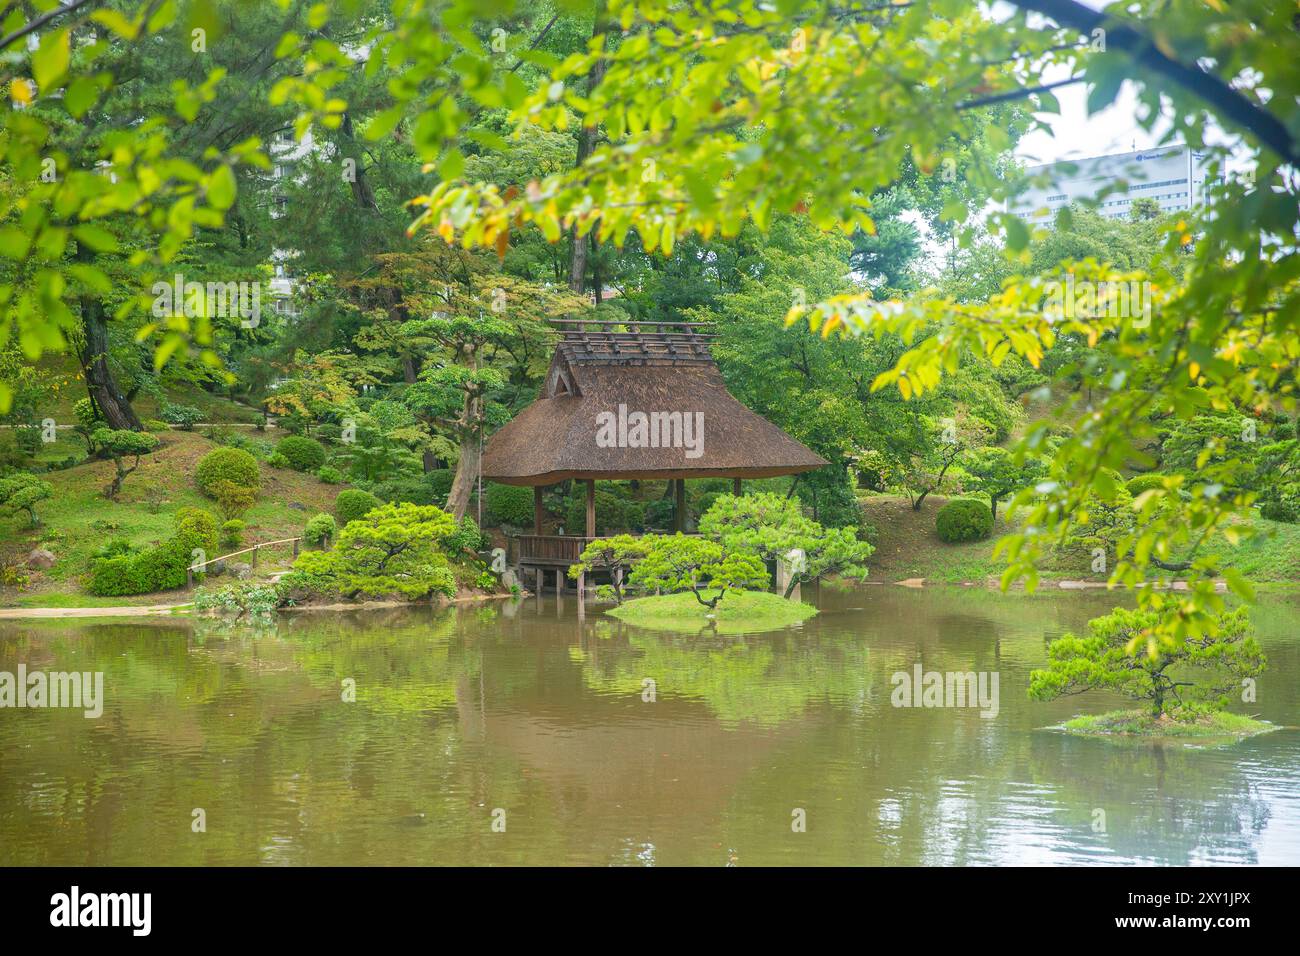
[220,519,246,548]
[266,452,290,469]
[935,498,994,543]
[195,447,259,497]
[485,483,534,527]
[303,512,337,546]
[1260,499,1299,524]
[316,465,343,485]
[275,435,327,473]
[335,488,381,525]
[1126,474,1166,496]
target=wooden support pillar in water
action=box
[534,485,544,535]
[585,479,595,538]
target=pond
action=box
[2,586,1298,866]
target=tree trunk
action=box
[446,392,481,520]
[567,4,609,298]
[78,288,142,431]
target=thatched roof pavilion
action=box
[482,320,826,571]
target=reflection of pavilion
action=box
[481,320,825,591]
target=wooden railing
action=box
[515,535,597,565]
[187,536,301,587]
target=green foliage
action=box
[285,502,459,601]
[219,519,246,549]
[335,488,382,525]
[1126,474,1167,497]
[1029,607,1267,717]
[569,534,653,603]
[303,513,337,546]
[935,499,994,544]
[445,515,488,554]
[563,488,644,533]
[210,478,256,522]
[275,435,327,472]
[485,483,534,527]
[0,473,53,526]
[698,492,873,595]
[316,465,344,484]
[267,452,291,469]
[371,475,434,504]
[93,428,160,499]
[195,447,260,498]
[87,509,217,596]
[963,447,1046,519]
[160,404,203,430]
[193,582,283,617]
[1259,499,1299,524]
[628,534,769,610]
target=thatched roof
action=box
[482,320,827,486]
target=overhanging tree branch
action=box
[1012,0,1298,165]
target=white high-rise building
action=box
[1010,145,1219,223]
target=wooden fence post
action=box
[293,538,299,558]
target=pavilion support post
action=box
[674,478,686,533]
[733,477,741,496]
[585,479,596,539]
[534,485,544,535]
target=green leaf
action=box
[64,75,100,118]
[73,224,119,252]
[0,226,30,259]
[32,28,70,93]
[207,164,237,211]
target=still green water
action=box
[2,587,1298,866]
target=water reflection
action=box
[1,588,1297,865]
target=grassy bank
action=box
[605,589,817,633]
[862,493,1300,587]
[2,429,341,606]
[1060,708,1278,740]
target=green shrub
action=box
[1125,474,1166,496]
[220,519,246,549]
[644,498,675,530]
[275,435,327,472]
[485,483,534,526]
[335,488,382,525]
[195,446,259,497]
[446,515,488,553]
[266,452,290,469]
[304,513,337,545]
[373,475,435,504]
[86,509,216,596]
[316,465,343,484]
[144,419,171,432]
[1260,499,1299,524]
[935,498,994,543]
[161,403,203,430]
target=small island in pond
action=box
[606,590,817,634]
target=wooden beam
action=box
[675,478,686,532]
[534,485,544,535]
[585,479,596,538]
[733,477,741,496]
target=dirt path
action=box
[0,603,191,619]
